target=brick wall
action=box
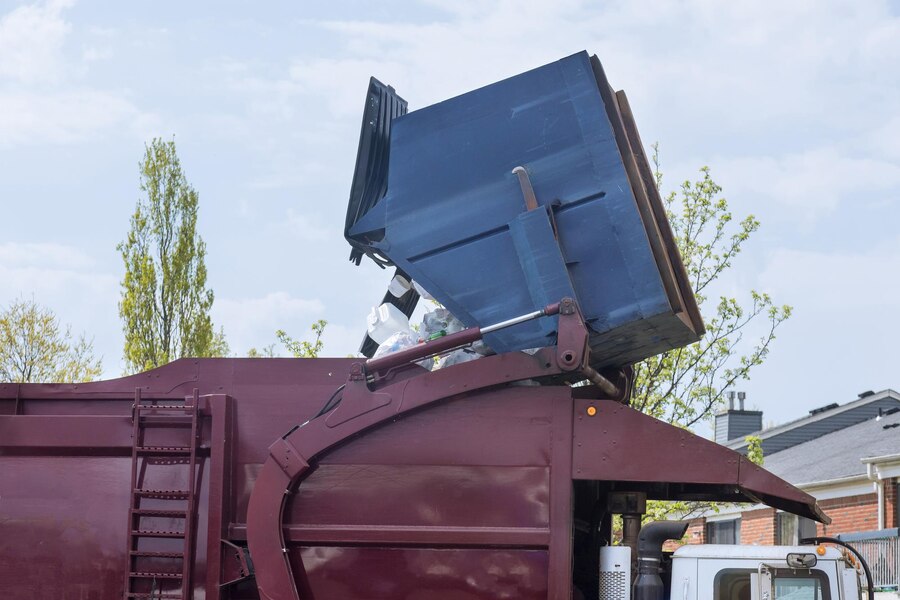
[885,478,898,529]
[818,493,879,536]
[741,507,776,545]
[685,518,706,545]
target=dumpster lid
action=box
[572,400,829,523]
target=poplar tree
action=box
[118,137,227,373]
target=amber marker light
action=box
[587,406,597,416]
[816,545,827,556]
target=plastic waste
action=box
[387,274,411,298]
[373,331,433,371]
[372,330,418,359]
[434,347,480,369]
[421,307,464,340]
[369,303,492,373]
[367,303,411,345]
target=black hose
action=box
[313,384,346,418]
[634,521,689,600]
[637,520,689,561]
[801,536,874,600]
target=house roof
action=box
[762,408,900,485]
[726,389,900,455]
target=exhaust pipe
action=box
[633,521,689,600]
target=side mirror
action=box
[786,553,818,569]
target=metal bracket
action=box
[219,539,254,588]
[268,438,309,479]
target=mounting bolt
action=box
[559,349,578,368]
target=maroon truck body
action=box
[1,336,823,599]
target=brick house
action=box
[685,389,900,546]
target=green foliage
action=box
[275,320,327,358]
[247,343,277,358]
[636,147,789,524]
[631,145,792,429]
[118,137,228,373]
[0,297,102,383]
[745,434,764,466]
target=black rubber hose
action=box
[637,520,689,560]
[801,536,874,600]
[634,521,689,600]
[313,384,346,418]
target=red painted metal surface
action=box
[0,309,824,599]
[245,304,589,600]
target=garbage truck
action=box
[0,51,873,599]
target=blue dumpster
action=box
[345,51,704,367]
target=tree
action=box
[248,320,327,358]
[631,146,791,429]
[634,149,788,525]
[745,435,764,466]
[118,137,228,373]
[0,298,102,383]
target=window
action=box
[773,572,830,599]
[776,513,818,545]
[707,518,741,544]
[715,568,832,600]
[714,569,753,600]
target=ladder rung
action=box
[131,529,185,538]
[136,446,192,455]
[133,489,190,499]
[130,551,184,558]
[129,571,183,579]
[137,404,192,411]
[138,418,194,427]
[133,509,187,518]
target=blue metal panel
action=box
[348,52,702,364]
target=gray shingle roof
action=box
[762,408,900,485]
[726,389,900,456]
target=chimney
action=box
[715,391,763,444]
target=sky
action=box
[1,0,898,430]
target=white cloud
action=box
[0,241,95,269]
[0,1,160,147]
[711,147,900,224]
[0,0,74,84]
[286,58,409,119]
[0,241,117,302]
[761,240,900,311]
[280,208,336,242]
[213,292,325,355]
[0,89,154,146]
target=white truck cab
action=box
[670,544,862,600]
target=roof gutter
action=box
[864,464,885,531]
[860,454,900,531]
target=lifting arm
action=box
[245,298,625,600]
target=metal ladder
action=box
[123,389,200,600]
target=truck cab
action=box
[670,544,862,600]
